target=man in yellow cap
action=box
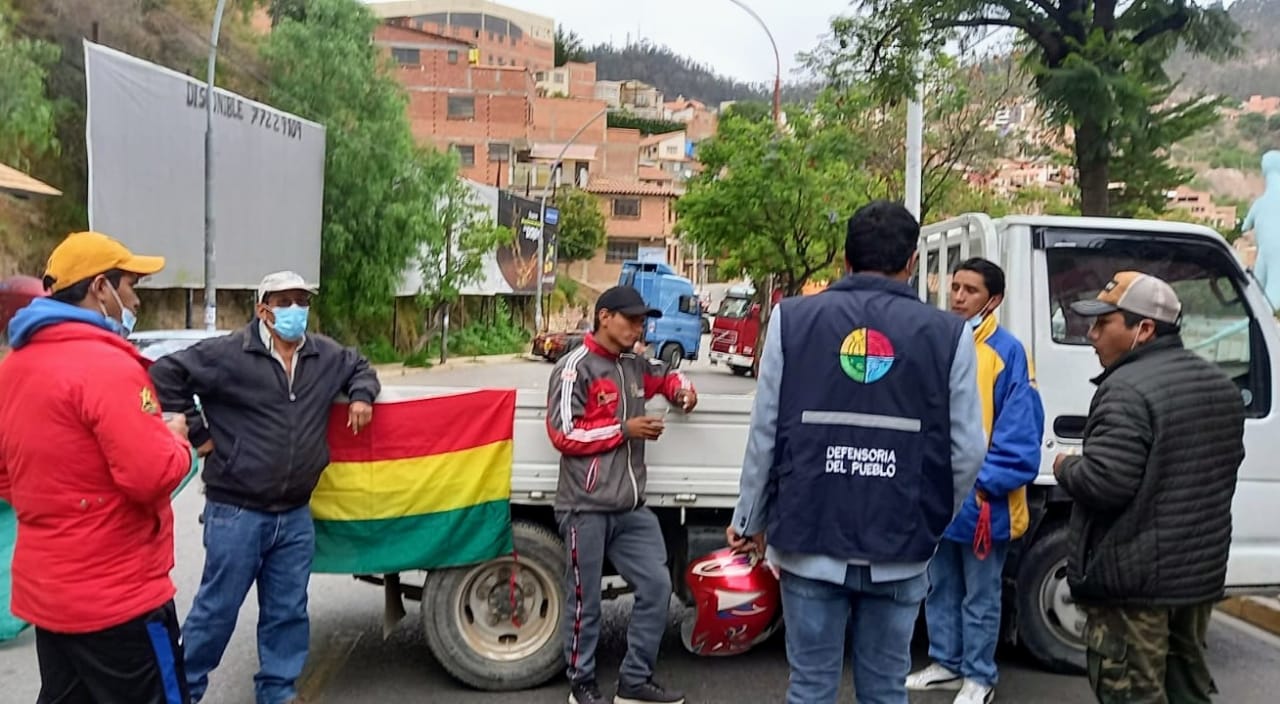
[0,231,195,703]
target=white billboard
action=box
[397,181,559,297]
[84,41,325,289]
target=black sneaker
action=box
[616,679,686,704]
[569,679,607,704]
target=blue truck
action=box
[618,260,702,368]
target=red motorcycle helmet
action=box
[681,548,781,656]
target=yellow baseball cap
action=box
[43,231,165,293]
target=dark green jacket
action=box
[1058,336,1245,607]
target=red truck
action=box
[707,285,766,377]
[707,282,830,376]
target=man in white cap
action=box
[1054,271,1245,704]
[149,271,380,704]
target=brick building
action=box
[375,24,533,185]
[1168,186,1238,230]
[369,0,555,74]
[664,97,719,142]
[536,61,598,99]
[580,179,681,285]
[603,127,642,179]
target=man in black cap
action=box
[545,286,697,704]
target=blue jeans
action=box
[924,538,1010,687]
[183,501,315,704]
[781,566,929,704]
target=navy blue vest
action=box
[767,274,964,563]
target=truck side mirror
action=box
[750,303,761,317]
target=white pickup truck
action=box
[369,213,1280,691]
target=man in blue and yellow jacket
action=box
[907,258,1045,704]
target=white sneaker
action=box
[953,679,995,704]
[905,663,963,691]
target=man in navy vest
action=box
[728,201,986,704]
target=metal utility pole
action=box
[535,106,609,332]
[905,59,924,220]
[203,0,228,331]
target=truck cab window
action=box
[1044,233,1271,417]
[717,297,752,319]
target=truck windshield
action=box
[718,297,752,319]
[1043,231,1270,416]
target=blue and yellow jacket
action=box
[943,315,1045,543]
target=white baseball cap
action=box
[257,271,318,303]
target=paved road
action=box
[385,338,758,396]
[4,357,1280,703]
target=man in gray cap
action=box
[150,271,380,704]
[1053,271,1245,704]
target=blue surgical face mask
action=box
[271,305,309,341]
[967,304,991,330]
[102,281,136,338]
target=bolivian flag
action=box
[311,389,516,574]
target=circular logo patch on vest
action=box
[839,328,895,383]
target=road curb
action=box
[374,353,532,378]
[1218,596,1280,637]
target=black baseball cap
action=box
[595,286,662,319]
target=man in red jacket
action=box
[0,231,195,704]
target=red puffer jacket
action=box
[0,301,192,633]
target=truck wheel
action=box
[661,343,684,370]
[1015,523,1087,674]
[421,520,566,691]
[730,365,750,377]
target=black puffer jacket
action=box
[1057,336,1245,607]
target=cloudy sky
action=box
[368,1,856,84]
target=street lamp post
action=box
[203,0,229,331]
[726,0,782,376]
[534,106,610,332]
[726,0,782,127]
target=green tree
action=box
[605,112,686,136]
[1109,92,1217,217]
[814,53,1014,221]
[1238,112,1268,142]
[553,188,607,263]
[407,153,508,361]
[818,0,1240,216]
[0,0,60,168]
[555,25,586,66]
[260,0,428,342]
[676,105,885,297]
[721,100,773,123]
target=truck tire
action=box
[421,520,566,691]
[730,365,751,377]
[1015,523,1087,674]
[661,343,684,370]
